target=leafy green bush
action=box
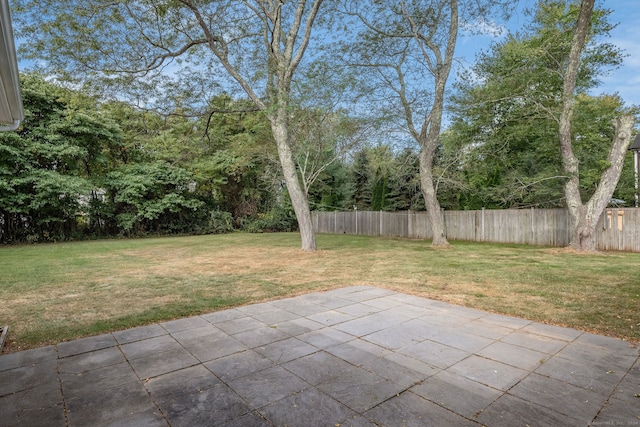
[243,206,298,233]
[105,161,204,236]
[206,210,235,234]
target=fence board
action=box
[444,210,477,241]
[597,208,640,252]
[382,211,407,237]
[408,211,432,239]
[313,208,640,252]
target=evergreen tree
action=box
[350,149,373,210]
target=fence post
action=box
[481,207,485,241]
[408,209,412,238]
[355,208,358,235]
[635,150,638,207]
[530,207,535,245]
[334,211,337,234]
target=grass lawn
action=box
[1,232,639,352]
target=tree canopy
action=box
[446,1,636,209]
[14,0,331,251]
[4,0,639,251]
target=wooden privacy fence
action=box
[312,208,640,252]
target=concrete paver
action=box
[411,369,503,419]
[1,285,638,426]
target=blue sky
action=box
[600,0,640,108]
[457,0,640,110]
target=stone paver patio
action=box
[1,286,638,426]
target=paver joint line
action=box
[0,285,638,427]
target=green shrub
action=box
[206,210,235,234]
[243,206,297,233]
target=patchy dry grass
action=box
[1,232,639,352]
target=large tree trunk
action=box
[412,0,457,249]
[270,108,317,252]
[566,115,635,251]
[419,145,449,247]
[557,0,636,252]
[558,0,590,251]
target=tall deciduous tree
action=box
[558,0,635,252]
[291,108,367,201]
[15,0,327,251]
[450,0,635,250]
[0,73,122,242]
[450,87,632,209]
[342,0,510,247]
